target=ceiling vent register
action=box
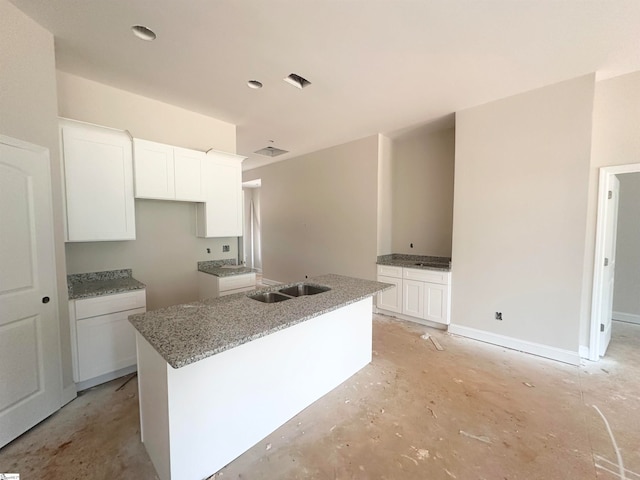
[254,146,289,157]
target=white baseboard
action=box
[375,308,447,330]
[62,383,77,406]
[75,365,137,392]
[579,345,590,359]
[448,324,580,365]
[261,278,281,286]
[613,311,640,325]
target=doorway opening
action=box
[242,179,262,278]
[590,163,640,361]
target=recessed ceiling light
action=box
[131,25,156,41]
[247,80,263,89]
[284,73,311,89]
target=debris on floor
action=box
[523,382,535,388]
[459,430,492,444]
[430,337,444,351]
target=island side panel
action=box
[165,297,373,480]
[136,333,171,480]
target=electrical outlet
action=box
[206,248,211,254]
[410,243,414,248]
[222,245,230,252]
[495,312,502,321]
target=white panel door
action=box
[376,275,402,313]
[402,279,425,318]
[599,175,620,356]
[133,138,175,200]
[173,147,204,202]
[0,135,62,448]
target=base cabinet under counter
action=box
[69,289,146,390]
[376,265,451,327]
[198,271,256,300]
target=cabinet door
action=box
[197,151,245,237]
[61,122,136,241]
[424,283,449,324]
[133,139,175,200]
[76,307,145,382]
[376,275,402,313]
[173,147,205,202]
[403,279,425,318]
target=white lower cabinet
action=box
[198,272,256,299]
[424,282,448,323]
[69,290,146,390]
[403,279,425,318]
[376,265,451,326]
[376,275,402,313]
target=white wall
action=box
[390,126,455,256]
[243,135,379,283]
[612,173,640,321]
[377,135,393,256]
[580,70,640,347]
[0,0,74,390]
[451,74,595,355]
[57,72,239,310]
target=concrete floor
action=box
[1,315,639,480]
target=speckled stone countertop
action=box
[377,254,451,271]
[129,274,390,369]
[67,269,146,300]
[198,260,257,277]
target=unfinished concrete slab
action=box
[1,316,638,479]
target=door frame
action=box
[590,163,640,361]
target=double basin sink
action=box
[249,283,331,303]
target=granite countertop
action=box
[198,260,257,277]
[67,269,146,300]
[129,274,390,369]
[377,254,451,272]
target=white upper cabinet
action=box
[133,139,205,202]
[196,150,245,238]
[133,139,174,200]
[60,119,136,242]
[173,147,205,202]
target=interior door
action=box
[0,135,63,448]
[599,174,620,356]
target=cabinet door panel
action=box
[173,147,204,202]
[133,139,175,200]
[62,123,135,241]
[424,283,447,323]
[376,275,402,313]
[197,151,244,237]
[76,307,145,382]
[403,279,425,318]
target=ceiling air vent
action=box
[254,146,289,157]
[284,73,311,89]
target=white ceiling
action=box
[10,0,640,170]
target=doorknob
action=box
[42,296,50,304]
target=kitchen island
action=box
[129,274,389,480]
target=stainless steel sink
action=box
[248,292,292,303]
[278,284,331,297]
